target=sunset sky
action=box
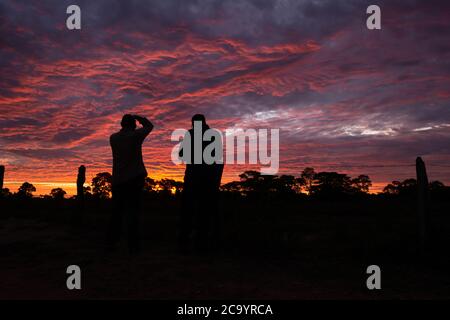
[1,0,449,195]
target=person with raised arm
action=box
[108,114,153,254]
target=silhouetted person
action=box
[107,114,153,254]
[178,114,224,253]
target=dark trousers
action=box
[107,176,144,252]
[179,185,220,252]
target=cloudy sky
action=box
[1,0,449,194]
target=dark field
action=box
[1,195,450,299]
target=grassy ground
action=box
[1,196,450,299]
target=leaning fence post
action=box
[74,165,86,226]
[0,165,4,191]
[416,157,429,254]
[77,165,86,202]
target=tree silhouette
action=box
[238,171,255,191]
[310,172,353,198]
[272,175,300,195]
[299,167,316,194]
[236,171,304,197]
[91,172,112,199]
[50,188,66,200]
[83,185,92,197]
[400,178,417,192]
[1,187,12,198]
[158,178,183,195]
[382,179,416,197]
[382,178,449,199]
[382,180,401,195]
[428,180,450,200]
[17,182,36,198]
[429,180,445,192]
[228,169,373,198]
[351,175,372,193]
[143,177,157,193]
[239,170,276,194]
[220,181,243,194]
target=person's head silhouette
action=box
[121,114,136,130]
[192,114,207,129]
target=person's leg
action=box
[107,185,124,251]
[194,189,212,252]
[209,190,221,251]
[126,177,144,254]
[178,187,195,252]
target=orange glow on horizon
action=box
[3,178,389,197]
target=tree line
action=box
[1,167,448,200]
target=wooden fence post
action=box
[0,165,4,191]
[416,157,429,254]
[73,165,86,226]
[77,165,86,202]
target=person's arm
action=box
[134,115,153,130]
[133,115,153,141]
